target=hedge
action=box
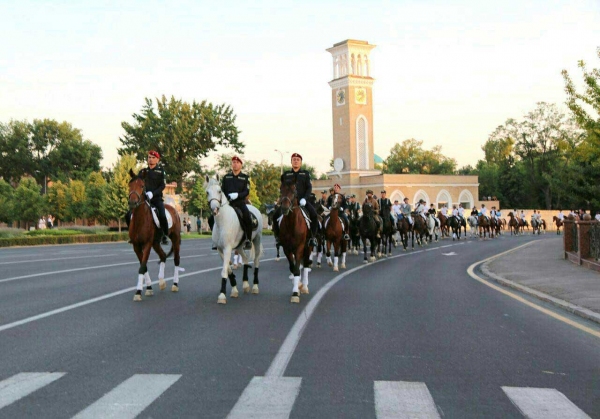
[0,233,129,247]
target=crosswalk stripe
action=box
[72,374,181,419]
[0,372,65,410]
[502,387,591,419]
[227,376,302,419]
[374,381,441,419]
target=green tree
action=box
[105,154,140,232]
[384,139,456,174]
[67,180,87,224]
[85,171,107,225]
[46,180,69,224]
[182,176,209,217]
[249,160,280,211]
[0,179,15,224]
[13,178,45,229]
[0,120,33,184]
[248,178,261,209]
[119,95,243,193]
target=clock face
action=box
[336,89,345,105]
[355,87,367,104]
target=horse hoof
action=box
[317,263,321,268]
[327,262,333,267]
[333,266,339,272]
[171,284,179,292]
[231,287,239,298]
[133,294,142,302]
[252,285,259,294]
[275,257,280,262]
[289,274,294,280]
[217,293,227,304]
[291,293,300,303]
[363,260,368,264]
[159,279,166,291]
[145,289,154,297]
[243,281,250,294]
[341,263,346,269]
[300,285,309,294]
[232,264,238,270]
[403,249,407,252]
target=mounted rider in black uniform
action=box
[126,150,169,245]
[221,156,253,250]
[272,152,319,247]
[326,183,350,241]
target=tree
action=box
[384,139,456,174]
[281,163,318,179]
[182,176,209,218]
[105,154,139,232]
[12,178,45,229]
[0,120,33,184]
[0,179,14,224]
[67,180,86,224]
[46,180,69,224]
[119,95,243,193]
[248,178,261,209]
[249,160,280,211]
[85,172,107,225]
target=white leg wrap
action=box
[301,267,310,286]
[293,276,300,293]
[136,274,144,291]
[174,266,185,284]
[317,252,322,263]
[144,272,152,287]
[342,252,346,266]
[158,262,165,280]
[333,256,338,268]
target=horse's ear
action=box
[129,168,136,179]
[205,175,209,184]
[216,173,220,182]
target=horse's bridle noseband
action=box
[128,185,147,209]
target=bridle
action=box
[128,183,147,209]
[279,187,297,215]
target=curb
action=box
[480,254,600,326]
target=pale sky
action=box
[2,0,599,175]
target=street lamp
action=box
[274,149,288,175]
[35,170,47,194]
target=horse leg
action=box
[151,241,168,291]
[340,239,347,269]
[299,249,311,294]
[291,248,303,303]
[133,243,152,301]
[326,239,333,267]
[332,240,340,272]
[218,247,234,304]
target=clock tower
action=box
[327,39,376,173]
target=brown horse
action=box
[478,214,492,239]
[492,217,502,237]
[396,215,411,251]
[128,169,182,301]
[279,182,312,303]
[553,216,563,235]
[507,212,520,236]
[437,212,449,238]
[324,193,347,271]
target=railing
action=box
[563,219,600,272]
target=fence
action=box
[563,219,600,272]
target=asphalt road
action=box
[0,234,598,418]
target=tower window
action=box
[356,117,368,170]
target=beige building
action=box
[313,39,497,210]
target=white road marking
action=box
[502,387,591,419]
[73,374,180,419]
[0,254,207,284]
[374,381,440,418]
[0,372,65,410]
[0,257,278,334]
[442,252,457,256]
[0,254,119,265]
[227,376,302,419]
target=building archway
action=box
[458,189,474,209]
[436,189,452,209]
[413,189,430,205]
[389,189,404,204]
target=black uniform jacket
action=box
[428,208,437,215]
[379,198,392,212]
[281,169,312,201]
[221,171,250,203]
[138,165,166,201]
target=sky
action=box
[2,0,599,175]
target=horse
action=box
[459,215,467,237]
[491,217,502,237]
[396,215,412,251]
[379,204,395,257]
[508,212,520,236]
[467,215,479,238]
[205,176,263,305]
[278,182,312,303]
[531,217,542,235]
[425,214,439,243]
[266,204,282,261]
[447,215,462,240]
[478,214,492,239]
[412,213,429,248]
[518,218,529,235]
[437,212,449,238]
[359,203,379,262]
[553,216,563,235]
[323,193,347,271]
[312,200,327,268]
[541,219,547,234]
[128,169,182,302]
[348,207,362,255]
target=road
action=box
[0,234,598,418]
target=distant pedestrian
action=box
[197,218,202,234]
[187,219,191,233]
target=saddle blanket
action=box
[151,208,173,229]
[277,207,311,229]
[324,216,345,231]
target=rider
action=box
[520,210,527,223]
[326,183,350,241]
[126,150,169,245]
[400,197,413,225]
[428,203,440,227]
[347,194,361,213]
[470,206,478,217]
[415,199,428,221]
[221,156,253,250]
[440,204,448,217]
[318,190,328,207]
[273,152,319,247]
[378,190,395,226]
[557,209,564,221]
[480,203,488,221]
[363,190,382,237]
[457,203,465,223]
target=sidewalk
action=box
[482,236,600,325]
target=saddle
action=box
[324,214,345,231]
[277,207,311,229]
[232,206,259,231]
[150,207,173,229]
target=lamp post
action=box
[274,149,288,175]
[35,170,47,194]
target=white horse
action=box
[426,214,439,243]
[205,176,263,304]
[468,215,479,238]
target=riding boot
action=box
[244,226,253,250]
[161,225,169,245]
[308,216,318,247]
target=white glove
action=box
[299,198,306,207]
[146,191,153,200]
[228,192,238,200]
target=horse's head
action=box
[279,181,297,215]
[362,202,374,218]
[128,169,146,209]
[204,174,223,216]
[330,193,343,210]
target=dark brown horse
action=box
[324,193,347,271]
[279,182,311,303]
[437,212,449,238]
[508,212,520,236]
[128,169,182,301]
[478,214,492,239]
[396,215,411,251]
[553,216,563,235]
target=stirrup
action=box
[244,240,252,250]
[343,234,350,241]
[308,237,318,247]
[211,243,217,250]
[161,235,168,245]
